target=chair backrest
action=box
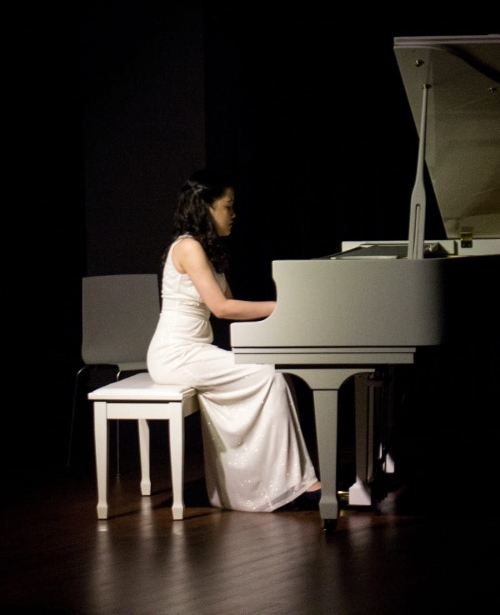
[81,274,160,371]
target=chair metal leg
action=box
[67,365,91,470]
[116,370,123,476]
[68,364,121,473]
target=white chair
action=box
[89,372,200,520]
[67,274,160,473]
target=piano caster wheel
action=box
[322,519,337,534]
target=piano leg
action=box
[349,369,396,506]
[312,389,340,532]
[349,373,381,506]
[285,367,374,533]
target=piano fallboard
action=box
[232,347,416,366]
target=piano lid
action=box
[394,34,500,240]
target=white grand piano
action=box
[231,34,500,531]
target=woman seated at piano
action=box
[147,169,321,512]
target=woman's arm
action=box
[173,237,275,321]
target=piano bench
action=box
[88,372,200,521]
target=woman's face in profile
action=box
[209,187,236,236]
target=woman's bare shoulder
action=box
[173,236,207,269]
[175,235,203,254]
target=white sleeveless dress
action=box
[147,236,318,512]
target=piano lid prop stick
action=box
[407,83,430,260]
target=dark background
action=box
[5,2,498,492]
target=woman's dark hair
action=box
[162,169,233,273]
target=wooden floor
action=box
[2,403,498,615]
[3,347,500,615]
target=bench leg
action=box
[94,401,109,519]
[169,406,185,520]
[138,418,151,495]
